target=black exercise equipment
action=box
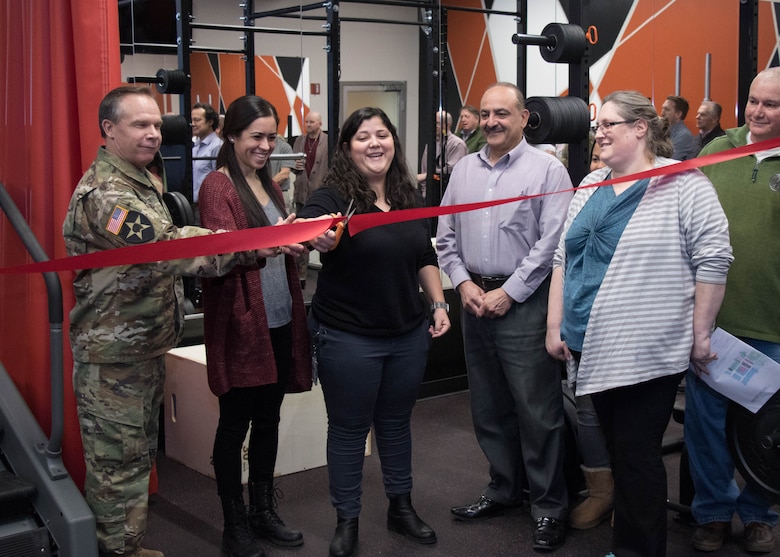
[511,23,587,64]
[524,96,590,145]
[161,114,191,146]
[0,182,97,557]
[727,391,780,504]
[155,68,188,95]
[163,191,195,227]
[511,9,591,186]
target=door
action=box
[340,81,406,147]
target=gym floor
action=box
[144,389,778,557]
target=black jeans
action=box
[591,372,683,557]
[213,323,292,497]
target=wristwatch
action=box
[430,301,450,312]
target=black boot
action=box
[387,493,437,544]
[248,481,304,547]
[329,516,359,557]
[220,496,266,557]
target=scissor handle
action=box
[332,221,347,248]
[330,201,354,249]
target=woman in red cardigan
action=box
[199,95,311,557]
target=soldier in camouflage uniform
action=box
[62,86,268,557]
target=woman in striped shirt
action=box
[546,91,733,557]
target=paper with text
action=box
[702,328,780,413]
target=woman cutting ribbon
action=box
[298,107,450,557]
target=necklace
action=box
[304,134,319,159]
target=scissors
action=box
[331,199,356,249]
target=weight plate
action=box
[726,390,780,504]
[525,96,590,144]
[540,23,587,64]
[161,114,192,146]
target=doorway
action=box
[340,81,407,148]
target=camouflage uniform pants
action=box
[74,357,164,555]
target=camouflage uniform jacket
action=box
[63,147,255,364]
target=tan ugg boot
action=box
[569,466,614,530]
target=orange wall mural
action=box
[190,52,310,137]
[446,0,498,109]
[445,0,780,134]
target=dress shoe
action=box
[387,493,437,544]
[100,549,164,557]
[533,516,565,552]
[451,495,517,521]
[744,522,776,553]
[132,550,164,557]
[329,516,358,557]
[691,521,730,551]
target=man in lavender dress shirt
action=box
[437,82,573,552]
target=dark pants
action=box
[213,323,292,497]
[591,372,683,557]
[462,279,568,519]
[313,319,430,518]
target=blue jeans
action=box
[685,337,780,527]
[462,279,568,519]
[575,393,611,469]
[313,318,430,518]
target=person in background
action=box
[457,105,487,153]
[63,85,261,557]
[546,90,732,557]
[191,102,223,208]
[269,134,296,212]
[564,131,614,532]
[298,107,451,557]
[292,110,329,288]
[437,82,572,552]
[686,67,780,554]
[199,95,314,557]
[589,132,605,172]
[695,101,725,151]
[660,95,698,160]
[417,110,468,197]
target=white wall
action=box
[121,0,422,170]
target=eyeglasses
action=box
[591,120,637,133]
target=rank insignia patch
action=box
[119,211,155,244]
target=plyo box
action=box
[164,344,371,481]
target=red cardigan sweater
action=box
[198,171,312,397]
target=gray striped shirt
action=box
[555,159,733,395]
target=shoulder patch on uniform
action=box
[105,205,129,235]
[119,211,155,244]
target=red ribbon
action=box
[348,136,780,234]
[2,137,779,275]
[0,219,335,274]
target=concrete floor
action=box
[145,389,779,557]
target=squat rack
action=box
[161,0,534,207]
